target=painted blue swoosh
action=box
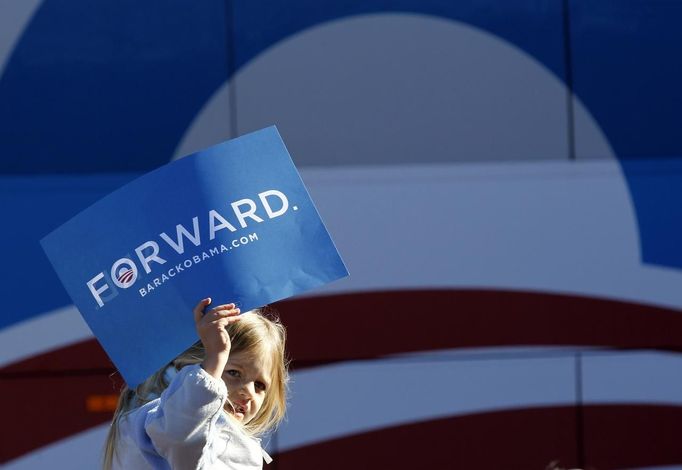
[570,1,682,272]
[0,0,564,173]
[0,0,230,173]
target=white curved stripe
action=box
[298,160,682,311]
[385,348,682,405]
[0,0,43,76]
[279,354,576,451]
[278,351,682,451]
[3,423,109,470]
[583,351,682,405]
[0,305,93,368]
[387,345,606,361]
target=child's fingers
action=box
[193,298,212,323]
[212,315,242,328]
[207,304,240,318]
[208,303,236,312]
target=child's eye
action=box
[255,381,266,392]
[225,369,240,378]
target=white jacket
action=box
[112,364,272,470]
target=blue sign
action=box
[41,126,348,386]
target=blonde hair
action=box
[103,308,288,469]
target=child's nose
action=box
[239,381,256,398]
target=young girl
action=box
[103,298,289,469]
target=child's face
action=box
[221,350,272,424]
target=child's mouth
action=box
[227,402,246,420]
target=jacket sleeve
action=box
[143,364,228,469]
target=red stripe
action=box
[274,405,682,470]
[2,339,114,374]
[0,373,119,463]
[118,270,134,283]
[582,404,682,469]
[276,406,579,469]
[274,289,682,365]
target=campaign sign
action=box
[41,126,348,387]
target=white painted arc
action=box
[297,160,682,310]
[174,13,612,164]
[276,352,682,451]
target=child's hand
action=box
[193,298,241,379]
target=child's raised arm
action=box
[193,298,241,379]
[142,363,230,467]
[141,299,242,468]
